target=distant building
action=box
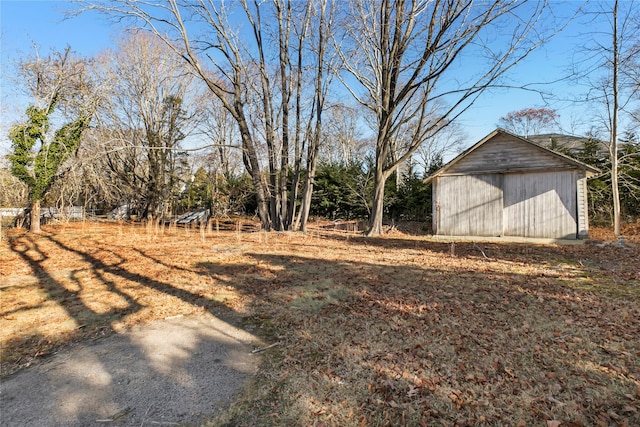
[526,133,609,160]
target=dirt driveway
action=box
[1,315,261,426]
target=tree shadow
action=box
[3,233,262,426]
[44,234,242,322]
[315,231,589,265]
[8,235,140,336]
[195,250,640,425]
[312,231,483,256]
[4,229,638,425]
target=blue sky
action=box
[0,1,627,158]
[0,1,114,58]
[1,0,117,156]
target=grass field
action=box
[1,221,639,426]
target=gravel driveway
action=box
[1,315,261,426]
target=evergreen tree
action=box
[311,162,372,220]
[180,167,212,212]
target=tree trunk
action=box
[298,178,313,233]
[299,151,319,232]
[367,166,386,236]
[278,7,290,231]
[248,162,270,231]
[30,199,42,233]
[612,156,621,236]
[236,113,270,230]
[611,0,621,237]
[288,165,302,230]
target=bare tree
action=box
[336,0,561,236]
[0,167,28,208]
[95,32,201,220]
[52,129,125,214]
[611,0,622,236]
[415,122,466,177]
[196,93,246,217]
[497,107,560,137]
[294,0,339,232]
[320,103,372,166]
[200,94,243,179]
[81,0,343,231]
[85,1,276,228]
[571,0,640,236]
[7,47,97,232]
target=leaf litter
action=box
[0,221,638,426]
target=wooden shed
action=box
[426,129,600,240]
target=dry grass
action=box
[1,221,639,426]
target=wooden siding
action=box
[503,171,577,239]
[576,173,589,238]
[434,174,503,236]
[445,133,570,174]
[429,130,595,239]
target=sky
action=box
[0,1,629,159]
[0,0,116,157]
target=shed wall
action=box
[434,174,503,236]
[434,171,581,239]
[576,172,589,238]
[503,171,577,239]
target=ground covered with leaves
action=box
[1,221,639,426]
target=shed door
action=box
[503,171,577,239]
[436,174,503,236]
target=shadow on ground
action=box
[2,233,262,426]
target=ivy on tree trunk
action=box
[8,101,90,233]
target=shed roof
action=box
[425,129,600,183]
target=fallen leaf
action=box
[547,396,565,406]
[407,385,419,398]
[608,411,621,421]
